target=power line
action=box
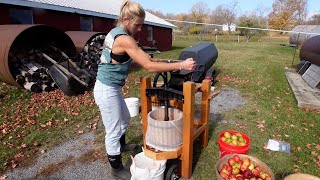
[164,19,320,36]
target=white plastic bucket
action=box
[125,97,140,117]
[130,152,166,180]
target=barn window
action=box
[147,26,153,41]
[80,16,93,31]
[9,8,33,24]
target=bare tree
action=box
[255,3,270,27]
[173,13,193,32]
[306,13,320,25]
[145,9,165,18]
[190,1,211,23]
[211,0,239,34]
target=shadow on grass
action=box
[187,113,223,177]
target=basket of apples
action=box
[216,154,275,180]
[218,130,250,158]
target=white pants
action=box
[93,80,131,155]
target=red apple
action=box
[242,157,251,166]
[220,167,229,175]
[243,169,254,179]
[252,168,260,177]
[240,163,248,171]
[265,176,271,180]
[260,172,267,179]
[220,172,228,179]
[254,166,260,171]
[233,155,241,162]
[222,164,227,169]
[228,158,236,166]
[229,174,236,179]
[237,177,244,180]
[227,165,233,171]
[250,178,257,180]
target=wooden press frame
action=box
[140,76,219,179]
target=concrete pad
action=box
[285,68,320,110]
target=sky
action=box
[134,0,319,19]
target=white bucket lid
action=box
[125,97,139,103]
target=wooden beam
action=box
[200,79,211,147]
[181,81,195,179]
[140,77,151,146]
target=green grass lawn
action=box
[0,37,319,179]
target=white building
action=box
[222,23,236,32]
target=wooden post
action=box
[200,80,211,147]
[140,77,151,146]
[238,35,240,43]
[181,81,195,179]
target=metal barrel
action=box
[65,31,107,53]
[300,35,320,66]
[0,24,77,87]
[289,25,320,45]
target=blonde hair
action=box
[117,0,145,26]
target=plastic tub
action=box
[218,130,250,158]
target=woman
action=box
[93,1,195,179]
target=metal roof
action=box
[1,0,176,29]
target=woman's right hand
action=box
[181,58,196,71]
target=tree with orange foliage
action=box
[268,0,308,31]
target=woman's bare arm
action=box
[114,35,195,72]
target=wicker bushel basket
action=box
[284,173,320,180]
[215,154,275,180]
[146,107,183,151]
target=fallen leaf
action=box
[0,175,8,180]
[307,144,312,149]
[257,121,265,131]
[33,141,40,147]
[293,165,300,173]
[11,160,18,168]
[311,151,318,157]
[14,153,24,159]
[296,146,301,151]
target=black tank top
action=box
[110,34,131,63]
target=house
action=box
[222,23,236,32]
[0,0,176,51]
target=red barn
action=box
[0,0,175,51]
